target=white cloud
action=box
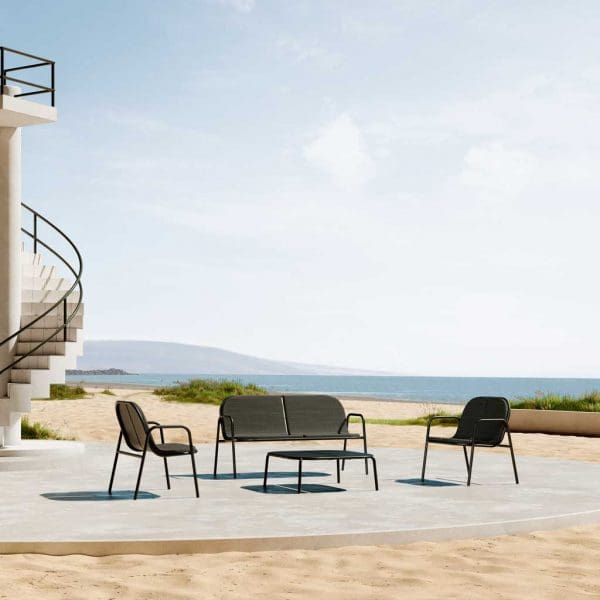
[459,142,538,196]
[276,35,342,69]
[303,114,376,188]
[217,0,254,12]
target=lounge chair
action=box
[420,396,519,486]
[108,400,199,499]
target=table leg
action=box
[336,459,340,483]
[263,454,270,491]
[371,457,379,491]
[298,458,303,494]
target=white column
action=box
[0,86,22,444]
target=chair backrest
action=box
[284,394,348,436]
[455,396,510,445]
[220,395,288,438]
[115,400,151,452]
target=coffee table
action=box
[263,449,378,493]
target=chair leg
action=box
[134,446,148,500]
[231,438,237,479]
[507,430,519,484]
[163,457,170,490]
[462,445,470,474]
[371,456,379,491]
[420,439,429,482]
[297,458,303,494]
[467,444,475,486]
[341,438,348,471]
[336,459,340,483]
[108,433,122,495]
[213,425,221,479]
[190,451,200,498]
[363,435,369,475]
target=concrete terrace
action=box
[0,442,599,555]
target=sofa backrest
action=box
[284,394,347,436]
[220,395,287,438]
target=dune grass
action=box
[33,384,87,401]
[49,384,87,400]
[511,391,600,412]
[154,378,268,405]
[21,416,65,440]
[351,410,460,427]
[100,389,116,396]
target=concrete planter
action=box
[509,409,600,437]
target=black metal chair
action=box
[109,400,199,499]
[420,396,519,486]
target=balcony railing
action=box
[0,46,55,106]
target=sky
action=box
[2,1,600,377]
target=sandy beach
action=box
[3,388,597,598]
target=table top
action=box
[266,449,373,460]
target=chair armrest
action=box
[147,424,194,448]
[218,415,235,439]
[344,413,366,438]
[472,418,509,445]
[426,415,460,438]
[146,421,165,443]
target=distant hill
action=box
[77,340,394,376]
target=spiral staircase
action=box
[0,203,84,443]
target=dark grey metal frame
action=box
[109,420,199,500]
[213,411,368,478]
[0,46,55,105]
[0,202,83,378]
[421,416,519,486]
[263,451,379,493]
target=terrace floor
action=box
[1,442,600,555]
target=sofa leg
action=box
[467,444,475,486]
[231,439,237,479]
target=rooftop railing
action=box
[0,46,55,106]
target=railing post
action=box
[51,62,55,107]
[63,298,67,342]
[33,212,37,254]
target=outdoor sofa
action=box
[213,394,367,478]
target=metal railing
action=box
[0,47,55,106]
[0,203,83,377]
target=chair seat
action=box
[428,436,497,447]
[224,433,361,441]
[154,442,197,457]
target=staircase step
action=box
[21,276,71,292]
[20,313,84,329]
[21,251,42,266]
[12,355,65,370]
[16,341,69,357]
[18,327,79,343]
[21,289,81,303]
[21,264,56,278]
[20,302,84,318]
[9,369,52,398]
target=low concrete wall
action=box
[510,409,600,437]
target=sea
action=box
[64,374,600,405]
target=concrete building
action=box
[0,47,83,446]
